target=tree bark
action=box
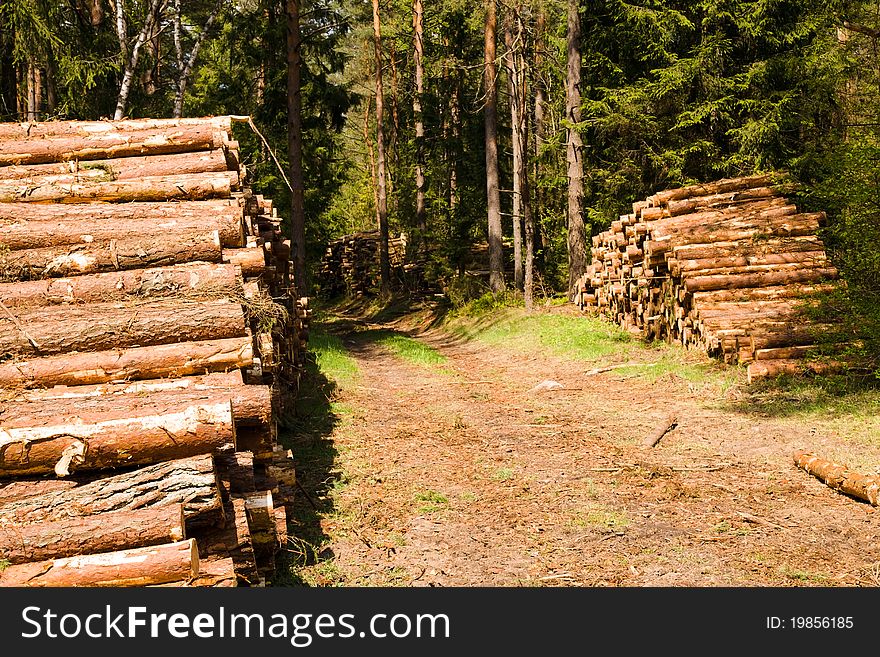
[0,298,247,359]
[0,124,226,166]
[0,262,241,309]
[413,0,427,252]
[0,336,253,388]
[505,15,523,290]
[196,497,260,585]
[0,504,185,565]
[484,0,505,293]
[173,0,222,118]
[222,247,267,276]
[648,174,778,206]
[0,116,233,140]
[0,198,242,223]
[0,454,220,524]
[0,539,199,587]
[793,450,880,505]
[0,398,235,477]
[113,0,164,120]
[285,0,307,295]
[565,0,587,299]
[1,231,223,280]
[155,555,237,587]
[371,0,391,293]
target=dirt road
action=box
[288,308,880,587]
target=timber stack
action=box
[318,230,407,297]
[574,174,846,382]
[0,116,305,586]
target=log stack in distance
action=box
[0,116,309,587]
[573,174,846,382]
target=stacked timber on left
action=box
[575,174,845,382]
[0,116,304,586]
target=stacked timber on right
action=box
[575,174,843,382]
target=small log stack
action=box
[0,116,306,586]
[318,230,407,297]
[574,174,844,381]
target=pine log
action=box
[677,259,830,280]
[0,171,238,203]
[0,231,223,280]
[747,358,844,383]
[0,539,199,587]
[0,116,233,140]
[0,262,242,309]
[14,380,274,432]
[684,267,838,292]
[0,478,78,503]
[0,199,242,223]
[793,450,880,506]
[673,251,828,276]
[0,211,244,251]
[0,455,220,524]
[0,399,235,477]
[649,213,824,243]
[223,247,266,276]
[0,504,185,564]
[671,236,823,262]
[754,345,818,360]
[648,174,779,206]
[0,298,247,359]
[196,497,260,586]
[0,149,230,182]
[690,283,838,305]
[215,451,256,496]
[153,556,237,587]
[648,201,797,235]
[0,336,253,388]
[665,187,785,216]
[643,414,678,448]
[0,124,226,166]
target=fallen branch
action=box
[585,362,657,376]
[794,450,880,506]
[643,414,678,448]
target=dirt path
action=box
[291,310,880,587]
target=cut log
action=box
[0,198,242,223]
[648,174,780,206]
[0,263,242,309]
[0,539,199,587]
[0,171,238,203]
[0,336,253,388]
[215,451,256,495]
[0,124,227,166]
[793,450,880,506]
[753,345,818,360]
[0,298,246,359]
[0,149,230,182]
[684,268,838,293]
[690,283,838,305]
[0,116,233,140]
[0,504,185,564]
[0,399,235,477]
[747,358,845,383]
[673,251,828,276]
[0,231,222,280]
[196,497,260,586]
[153,556,237,587]
[0,455,220,524]
[665,187,786,216]
[643,414,678,448]
[0,211,244,251]
[0,478,78,503]
[223,247,266,276]
[671,236,823,262]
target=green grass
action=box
[414,490,449,513]
[309,327,359,389]
[371,331,448,366]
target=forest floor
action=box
[280,297,880,587]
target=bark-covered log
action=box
[0,116,233,140]
[647,174,780,206]
[0,399,235,477]
[196,497,260,586]
[0,504,185,564]
[793,450,880,505]
[0,231,223,280]
[0,263,242,308]
[747,358,845,383]
[0,455,220,524]
[222,247,266,276]
[152,556,236,587]
[0,198,242,223]
[671,236,823,262]
[684,267,838,293]
[0,171,238,203]
[690,283,837,305]
[215,451,256,496]
[0,124,227,166]
[0,298,246,359]
[672,251,828,276]
[0,539,199,587]
[0,336,253,388]
[665,187,786,216]
[0,148,230,182]
[0,211,244,251]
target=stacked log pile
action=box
[0,116,306,586]
[574,174,843,381]
[318,230,407,297]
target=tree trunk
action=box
[0,124,226,166]
[173,0,222,118]
[565,0,587,298]
[0,336,253,388]
[0,171,236,203]
[792,450,880,505]
[0,298,246,359]
[0,539,199,587]
[484,0,505,293]
[0,504,186,565]
[533,5,547,274]
[0,399,235,477]
[0,454,221,524]
[1,231,223,280]
[372,0,391,293]
[0,212,243,251]
[286,0,307,295]
[413,0,427,252]
[0,262,241,309]
[114,0,164,120]
[505,16,523,290]
[0,148,231,182]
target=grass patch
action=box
[369,331,448,367]
[309,327,359,390]
[414,490,449,514]
[491,467,515,482]
[571,505,630,531]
